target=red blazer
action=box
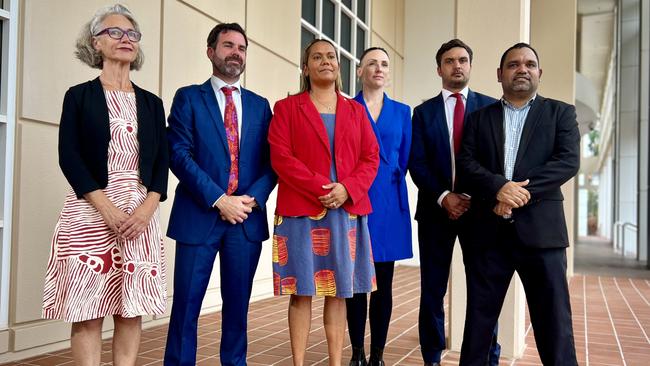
[268,91,379,216]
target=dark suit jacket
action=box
[167,80,276,245]
[58,77,169,201]
[409,90,495,220]
[268,91,379,217]
[457,95,580,248]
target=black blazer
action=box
[457,95,580,248]
[58,77,169,201]
[409,89,496,220]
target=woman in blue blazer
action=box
[346,47,413,366]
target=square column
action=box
[531,0,578,276]
[449,0,536,360]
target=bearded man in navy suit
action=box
[164,23,275,366]
[409,39,500,366]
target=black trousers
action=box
[460,222,578,366]
[346,261,395,349]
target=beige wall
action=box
[370,0,405,100]
[1,0,405,360]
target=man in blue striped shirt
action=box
[457,43,580,366]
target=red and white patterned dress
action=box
[42,90,167,322]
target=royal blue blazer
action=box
[166,80,276,245]
[354,92,413,262]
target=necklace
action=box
[310,93,336,112]
[100,75,133,92]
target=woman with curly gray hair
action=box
[41,4,168,365]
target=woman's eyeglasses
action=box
[95,27,142,42]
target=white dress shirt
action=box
[499,95,535,219]
[437,86,469,207]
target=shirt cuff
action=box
[437,190,450,207]
[213,193,226,209]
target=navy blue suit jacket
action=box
[167,80,276,245]
[409,90,496,220]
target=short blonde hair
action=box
[75,4,144,70]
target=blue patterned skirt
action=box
[272,207,376,298]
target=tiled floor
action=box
[5,238,650,365]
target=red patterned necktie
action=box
[451,93,465,154]
[221,86,239,195]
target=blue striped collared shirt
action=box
[502,96,535,180]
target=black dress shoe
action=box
[424,362,441,366]
[349,346,367,366]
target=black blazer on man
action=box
[58,77,169,201]
[457,95,580,248]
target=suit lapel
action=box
[490,103,505,175]
[298,91,332,156]
[199,80,229,154]
[239,88,253,148]
[430,94,453,178]
[465,89,477,117]
[90,77,111,142]
[353,92,388,164]
[334,93,353,159]
[133,82,152,159]
[514,96,545,167]
[432,94,450,148]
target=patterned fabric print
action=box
[272,209,376,298]
[42,90,167,322]
[221,86,239,194]
[271,113,375,298]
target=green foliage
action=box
[588,130,600,156]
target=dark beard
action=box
[213,57,245,79]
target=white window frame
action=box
[301,0,371,96]
[0,0,18,329]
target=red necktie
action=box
[221,86,239,195]
[451,93,465,154]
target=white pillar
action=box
[449,0,531,358]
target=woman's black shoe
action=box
[349,346,367,366]
[368,346,385,366]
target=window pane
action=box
[357,0,366,22]
[341,14,351,52]
[342,0,352,10]
[356,25,365,59]
[340,56,351,95]
[301,27,315,53]
[322,0,335,40]
[301,0,316,25]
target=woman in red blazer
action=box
[268,39,379,365]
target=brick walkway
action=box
[4,262,650,365]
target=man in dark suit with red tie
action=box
[409,39,499,366]
[164,23,276,366]
[457,43,579,366]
